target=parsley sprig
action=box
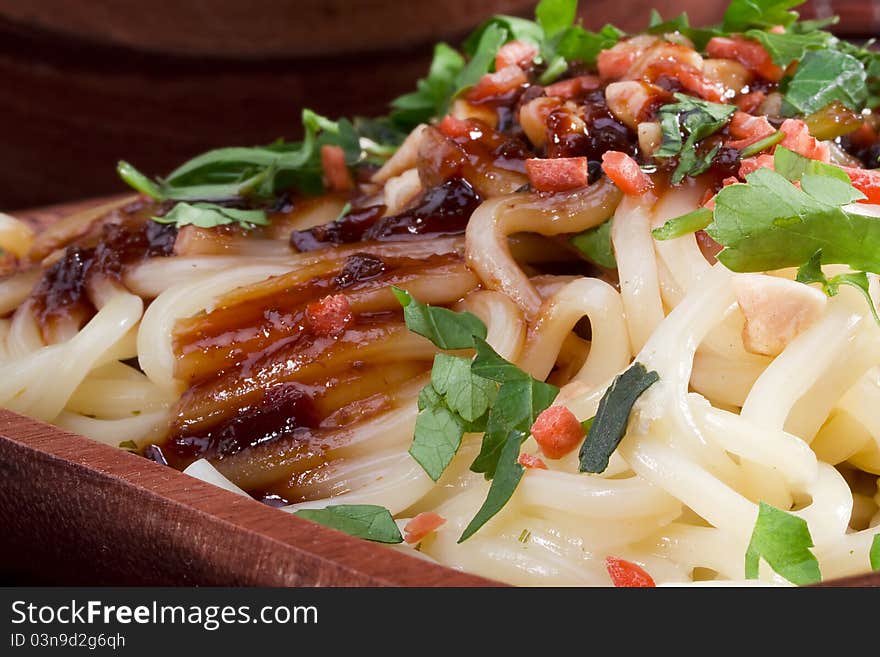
[745,502,821,585]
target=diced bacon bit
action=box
[495,40,539,70]
[706,36,783,82]
[468,65,527,102]
[736,90,766,114]
[518,453,548,469]
[320,145,354,192]
[726,112,776,150]
[779,118,830,162]
[305,293,352,337]
[739,153,774,178]
[842,167,880,204]
[526,157,590,193]
[648,59,724,102]
[544,75,602,100]
[403,512,446,544]
[605,557,656,587]
[530,405,585,459]
[601,151,653,195]
[733,274,827,357]
[597,35,658,79]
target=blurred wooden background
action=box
[0,0,877,210]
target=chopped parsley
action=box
[871,534,880,571]
[654,94,736,184]
[578,362,659,474]
[293,504,403,543]
[745,502,821,585]
[152,202,268,230]
[391,287,487,350]
[570,220,616,268]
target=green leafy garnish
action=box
[119,109,361,202]
[392,287,487,350]
[745,28,832,67]
[796,250,880,325]
[458,430,527,543]
[293,504,403,543]
[578,362,659,474]
[871,534,880,571]
[152,202,268,229]
[706,147,879,274]
[654,93,736,184]
[722,0,802,33]
[745,502,821,584]
[652,207,713,241]
[570,220,616,268]
[782,50,868,116]
[470,338,559,479]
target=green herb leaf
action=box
[556,24,625,68]
[457,24,508,91]
[782,50,868,115]
[745,28,833,67]
[535,0,577,39]
[654,93,736,184]
[470,337,559,478]
[411,402,466,482]
[459,430,527,542]
[652,207,713,241]
[392,287,487,350]
[152,202,268,229]
[744,501,821,584]
[117,161,163,198]
[570,219,616,268]
[706,148,880,274]
[871,534,880,571]
[294,504,403,543]
[579,362,659,473]
[722,0,803,33]
[390,43,465,128]
[462,15,543,56]
[431,354,496,422]
[796,250,880,325]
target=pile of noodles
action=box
[0,165,877,585]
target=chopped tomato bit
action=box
[779,118,830,162]
[404,512,446,544]
[735,90,765,113]
[605,557,656,587]
[531,405,585,459]
[320,145,353,192]
[706,36,782,81]
[495,40,539,70]
[436,115,475,139]
[727,112,775,149]
[739,153,774,177]
[597,45,641,80]
[518,453,548,469]
[526,157,590,192]
[305,294,352,337]
[842,167,880,204]
[544,75,601,99]
[468,65,527,101]
[601,151,653,195]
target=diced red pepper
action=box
[779,118,830,162]
[468,65,527,101]
[726,112,775,150]
[320,145,354,192]
[842,167,880,204]
[706,36,783,82]
[495,40,539,70]
[544,75,601,99]
[605,557,656,587]
[403,512,446,544]
[530,405,585,459]
[601,151,653,195]
[305,294,352,337]
[739,153,775,178]
[436,115,476,139]
[526,157,591,192]
[517,453,548,469]
[735,90,766,114]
